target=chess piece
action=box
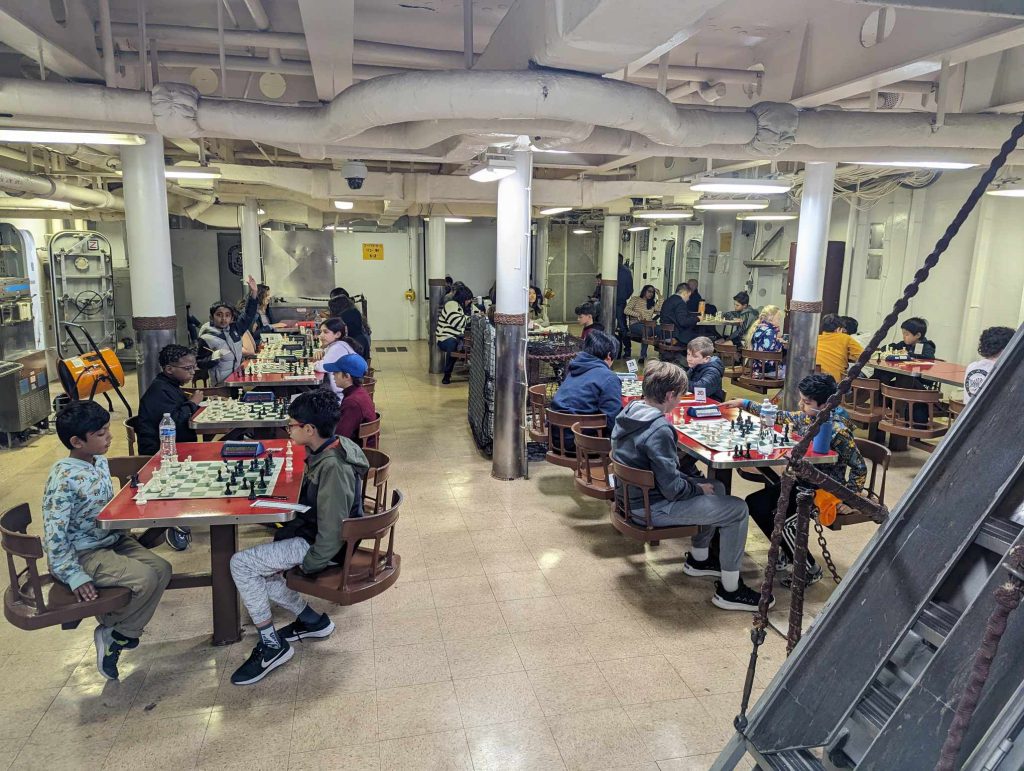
[217,468,223,482]
[248,485,257,501]
[258,480,267,491]
[129,473,139,489]
[241,478,249,490]
[135,491,148,505]
[224,484,233,495]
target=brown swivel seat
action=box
[827,438,892,530]
[544,410,605,468]
[571,423,614,500]
[609,460,699,546]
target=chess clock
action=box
[240,390,275,403]
[221,440,266,458]
[686,405,723,419]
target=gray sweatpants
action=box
[229,537,310,626]
[650,480,749,572]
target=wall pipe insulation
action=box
[0,73,1018,164]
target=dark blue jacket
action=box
[550,352,623,434]
[616,264,634,307]
[686,356,726,401]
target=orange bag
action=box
[814,489,842,527]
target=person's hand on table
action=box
[209,349,224,361]
[189,389,204,404]
[74,582,98,602]
[312,349,325,361]
[720,399,744,409]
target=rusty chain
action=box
[814,516,842,585]
[734,110,1024,733]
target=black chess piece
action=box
[248,485,257,501]
[235,460,243,474]
[733,444,741,457]
[258,480,268,491]
[745,443,752,459]
[129,473,139,489]
[783,425,790,442]
[217,468,223,482]
[224,484,233,495]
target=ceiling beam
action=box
[791,10,1024,108]
[297,0,355,100]
[837,0,1024,18]
[0,0,102,79]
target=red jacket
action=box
[336,384,376,443]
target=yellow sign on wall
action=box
[362,243,384,261]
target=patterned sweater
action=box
[42,456,120,590]
[744,401,868,491]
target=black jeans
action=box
[745,484,818,570]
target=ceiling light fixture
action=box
[693,196,770,211]
[164,166,222,180]
[539,206,572,216]
[324,224,351,231]
[985,179,1024,197]
[631,207,694,220]
[736,211,799,221]
[333,200,355,210]
[690,175,792,194]
[424,216,473,223]
[257,208,266,215]
[0,129,146,145]
[626,225,650,232]
[572,228,592,235]
[469,154,516,183]
[847,160,977,170]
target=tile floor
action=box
[0,341,932,770]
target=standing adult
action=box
[616,254,634,357]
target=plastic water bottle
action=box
[760,398,778,432]
[159,413,176,460]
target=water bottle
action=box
[760,398,778,432]
[159,413,176,460]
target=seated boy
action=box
[685,336,726,401]
[612,360,767,612]
[42,401,172,680]
[549,330,622,450]
[228,389,369,685]
[815,313,864,382]
[722,373,867,586]
[323,353,376,444]
[136,343,202,551]
[965,326,1015,404]
[574,302,604,340]
[887,317,936,359]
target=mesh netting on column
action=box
[467,315,496,456]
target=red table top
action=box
[868,358,965,386]
[224,362,320,387]
[97,440,303,528]
[621,396,837,469]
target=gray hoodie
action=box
[611,400,704,516]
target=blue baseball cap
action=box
[323,353,368,377]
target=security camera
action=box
[341,160,368,190]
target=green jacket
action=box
[279,436,370,573]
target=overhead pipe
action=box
[117,51,313,76]
[631,64,761,87]
[0,165,124,209]
[98,0,117,86]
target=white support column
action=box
[121,134,177,392]
[535,220,549,294]
[600,214,621,345]
[427,216,446,374]
[783,161,836,410]
[240,197,262,285]
[492,139,532,481]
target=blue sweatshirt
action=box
[42,455,120,590]
[550,352,623,433]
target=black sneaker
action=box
[781,563,824,588]
[279,614,335,643]
[441,375,452,385]
[230,639,294,686]
[93,625,126,681]
[111,630,140,650]
[165,526,192,551]
[712,580,774,612]
[682,552,722,578]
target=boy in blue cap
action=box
[323,353,376,443]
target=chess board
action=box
[622,380,644,398]
[137,457,285,501]
[677,417,796,453]
[249,361,316,376]
[193,399,288,426]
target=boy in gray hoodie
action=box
[611,360,770,612]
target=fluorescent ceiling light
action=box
[424,216,472,223]
[469,155,516,182]
[324,224,351,231]
[572,228,592,234]
[847,160,977,170]
[986,181,1024,197]
[0,129,145,145]
[737,211,798,221]
[632,207,694,220]
[626,225,650,232]
[539,206,572,216]
[164,166,221,179]
[333,200,355,210]
[694,196,770,211]
[690,175,792,194]
[529,145,573,154]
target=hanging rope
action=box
[934,545,1024,771]
[734,110,1024,732]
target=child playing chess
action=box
[684,336,726,401]
[323,353,376,444]
[722,373,867,586]
[42,401,171,680]
[228,389,369,685]
[313,317,356,401]
[136,344,202,550]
